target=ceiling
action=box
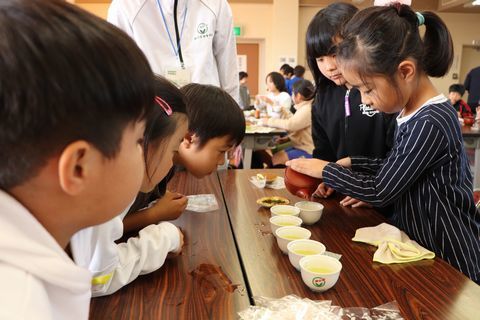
[75,0,480,13]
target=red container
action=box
[464,116,475,126]
[284,167,323,200]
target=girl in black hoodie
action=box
[306,2,396,208]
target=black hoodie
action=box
[312,84,396,162]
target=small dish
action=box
[256,196,290,208]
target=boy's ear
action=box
[398,60,416,82]
[181,132,198,149]
[57,141,94,195]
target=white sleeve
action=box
[107,0,134,38]
[93,222,181,297]
[213,0,240,102]
[278,92,292,110]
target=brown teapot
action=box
[284,167,322,200]
[464,116,475,126]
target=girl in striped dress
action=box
[287,4,480,283]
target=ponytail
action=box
[337,5,453,79]
[422,11,453,77]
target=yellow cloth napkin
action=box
[352,223,435,264]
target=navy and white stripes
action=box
[323,99,480,283]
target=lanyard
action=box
[156,0,187,68]
[344,89,351,117]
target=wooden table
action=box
[242,129,285,169]
[462,125,480,189]
[89,172,250,319]
[218,169,480,319]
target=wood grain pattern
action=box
[462,125,480,137]
[219,169,480,319]
[89,172,250,320]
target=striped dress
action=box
[323,95,480,283]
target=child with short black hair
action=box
[0,0,154,317]
[120,83,246,237]
[448,83,473,119]
[286,65,307,95]
[288,4,480,283]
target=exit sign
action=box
[233,26,242,37]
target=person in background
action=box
[448,84,473,119]
[70,76,188,297]
[286,65,306,95]
[280,63,294,80]
[464,65,480,112]
[108,0,240,102]
[254,72,292,119]
[305,2,396,207]
[288,4,480,283]
[0,0,154,318]
[122,83,246,235]
[261,79,315,166]
[239,71,251,109]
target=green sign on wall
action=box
[233,26,242,37]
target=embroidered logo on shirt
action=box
[194,23,213,40]
[197,23,208,34]
[359,104,380,117]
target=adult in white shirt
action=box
[108,0,240,102]
[254,71,292,119]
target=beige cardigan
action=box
[267,100,314,154]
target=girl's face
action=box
[316,54,346,86]
[341,67,406,114]
[292,92,301,104]
[266,76,277,92]
[140,117,188,193]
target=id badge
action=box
[165,66,191,87]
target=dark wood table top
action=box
[461,124,480,137]
[218,169,480,320]
[89,172,250,320]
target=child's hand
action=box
[340,196,372,208]
[169,227,184,256]
[313,183,334,198]
[336,157,351,168]
[151,191,187,221]
[285,158,329,178]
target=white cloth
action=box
[70,204,181,297]
[0,190,91,320]
[108,0,239,102]
[254,92,292,119]
[352,223,435,264]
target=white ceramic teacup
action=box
[295,201,324,225]
[287,239,326,271]
[299,255,342,292]
[275,226,311,254]
[270,205,301,217]
[269,215,303,234]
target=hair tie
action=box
[416,12,425,26]
[154,96,172,116]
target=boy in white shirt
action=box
[0,0,154,318]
